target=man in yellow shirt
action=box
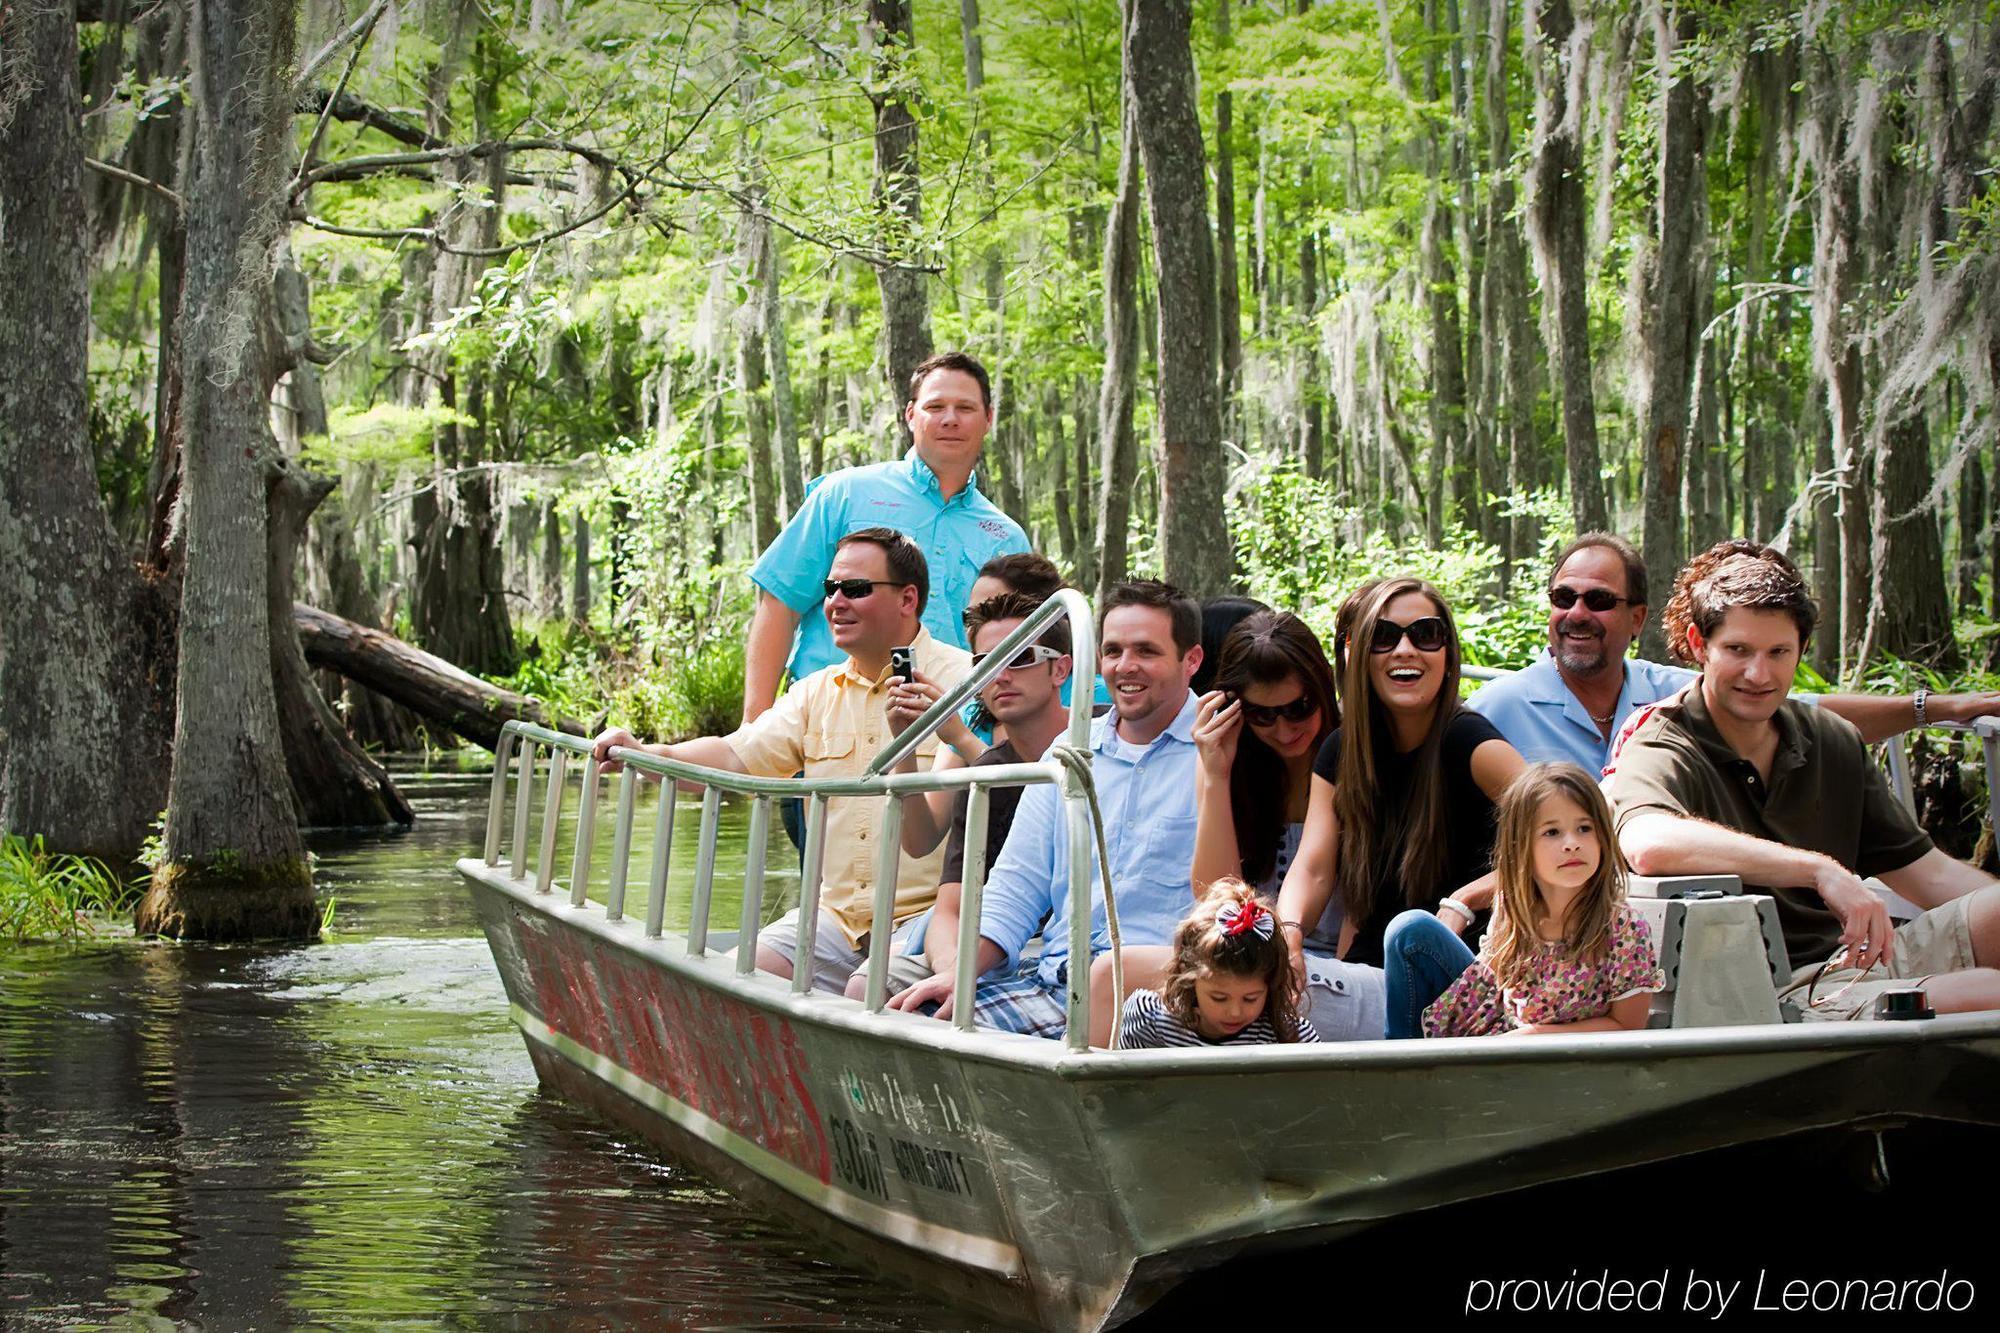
[591,528,971,992]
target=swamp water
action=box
[0,757,958,1330]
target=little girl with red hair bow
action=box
[1114,878,1320,1048]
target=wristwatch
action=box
[1914,686,1929,729]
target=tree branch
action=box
[84,156,184,212]
[293,0,393,93]
[295,137,622,194]
[295,167,648,258]
[293,90,439,149]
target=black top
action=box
[941,740,1027,884]
[1311,707,1506,967]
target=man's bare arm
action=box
[1878,847,1998,913]
[1817,690,2000,743]
[742,590,802,724]
[1621,809,1896,964]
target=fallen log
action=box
[294,603,588,752]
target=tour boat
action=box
[458,592,2000,1330]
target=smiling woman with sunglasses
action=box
[1276,577,1528,1039]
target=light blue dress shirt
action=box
[977,693,1202,985]
[750,450,1030,681]
[1467,652,1698,773]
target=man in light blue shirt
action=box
[910,581,1205,1041]
[741,351,1029,724]
[1470,533,1998,772]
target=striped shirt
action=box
[1114,989,1321,1049]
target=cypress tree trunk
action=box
[1527,0,1608,535]
[1092,68,1143,608]
[1803,47,1869,672]
[1447,0,1482,527]
[268,460,413,826]
[0,0,174,861]
[1870,412,1959,668]
[867,0,933,439]
[1418,0,1465,546]
[540,497,564,620]
[1637,5,1705,661]
[735,5,781,549]
[1126,0,1229,597]
[1071,375,1097,594]
[571,512,592,628]
[1960,452,1985,611]
[764,234,803,517]
[408,13,514,676]
[1809,384,1840,678]
[139,0,316,939]
[1214,0,1243,422]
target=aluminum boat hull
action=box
[462,860,2000,1330]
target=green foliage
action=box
[496,625,747,744]
[1230,469,1570,670]
[0,836,141,944]
[310,403,472,468]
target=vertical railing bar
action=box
[1981,724,2000,847]
[644,776,676,937]
[1885,736,1916,815]
[863,798,905,1012]
[791,794,829,996]
[535,748,568,894]
[686,786,722,956]
[1062,777,1095,1052]
[484,727,516,866]
[510,738,536,879]
[605,767,637,922]
[569,758,600,907]
[736,797,772,975]
[952,782,992,1033]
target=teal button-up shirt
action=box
[750,450,1030,681]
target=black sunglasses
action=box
[1238,694,1318,727]
[972,644,1064,672]
[1369,616,1449,654]
[1549,584,1633,613]
[822,578,911,600]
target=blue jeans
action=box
[1383,909,1476,1039]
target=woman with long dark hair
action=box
[1190,611,1339,896]
[1277,577,1527,1038]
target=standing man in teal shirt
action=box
[741,350,1030,724]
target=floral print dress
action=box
[1422,905,1665,1037]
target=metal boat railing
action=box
[479,589,1109,1051]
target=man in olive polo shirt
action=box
[1607,540,2000,1019]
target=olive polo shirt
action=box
[1604,681,1933,966]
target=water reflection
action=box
[0,757,952,1330]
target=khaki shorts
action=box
[757,908,925,995]
[1780,893,1978,1021]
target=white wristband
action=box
[1437,897,1476,926]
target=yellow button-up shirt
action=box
[723,627,972,947]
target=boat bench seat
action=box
[1626,876,1792,1027]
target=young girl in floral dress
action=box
[1116,879,1321,1048]
[1423,763,1664,1038]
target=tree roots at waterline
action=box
[136,859,319,942]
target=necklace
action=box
[1588,709,1614,726]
